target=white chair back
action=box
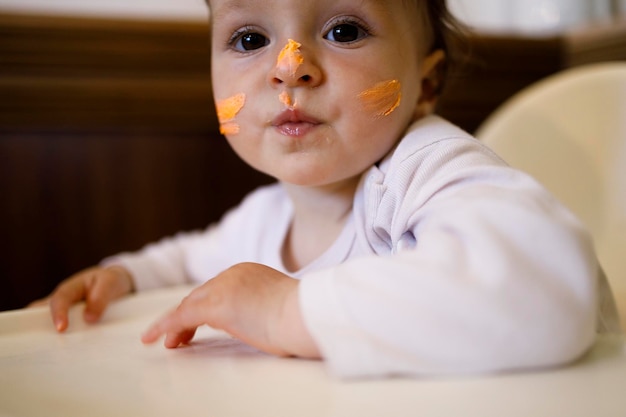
[476,62,626,326]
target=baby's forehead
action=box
[207,0,425,26]
[207,0,420,13]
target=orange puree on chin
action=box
[358,80,402,117]
[276,39,304,76]
[216,93,246,135]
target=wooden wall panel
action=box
[0,132,272,310]
[0,14,273,311]
[0,13,215,133]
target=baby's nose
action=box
[270,39,321,88]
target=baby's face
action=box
[209,0,431,187]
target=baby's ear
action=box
[415,49,446,119]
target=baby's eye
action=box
[231,31,269,52]
[324,22,368,43]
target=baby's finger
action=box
[163,328,197,348]
[83,274,121,323]
[141,306,202,347]
[49,280,87,332]
[141,316,172,345]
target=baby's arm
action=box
[141,263,320,358]
[30,266,134,332]
[299,187,598,377]
[32,185,285,332]
[32,228,219,331]
[294,133,600,377]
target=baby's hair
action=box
[418,0,470,93]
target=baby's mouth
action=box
[271,109,321,137]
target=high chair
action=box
[476,62,626,331]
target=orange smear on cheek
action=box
[276,39,304,76]
[219,123,240,136]
[358,80,402,117]
[216,93,246,135]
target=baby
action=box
[36,0,609,378]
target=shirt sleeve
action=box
[101,183,285,291]
[299,137,599,378]
[100,227,224,291]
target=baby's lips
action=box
[271,108,320,127]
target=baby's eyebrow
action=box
[209,0,253,22]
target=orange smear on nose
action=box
[216,93,246,135]
[358,80,402,117]
[276,39,304,76]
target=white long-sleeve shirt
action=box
[106,115,614,378]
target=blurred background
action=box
[2,0,625,30]
[0,0,208,20]
[0,0,625,311]
[450,0,626,33]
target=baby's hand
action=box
[30,266,134,332]
[141,262,320,358]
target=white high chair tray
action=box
[1,286,625,417]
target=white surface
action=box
[476,63,626,310]
[0,0,617,28]
[448,0,612,34]
[0,0,208,21]
[1,286,625,417]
